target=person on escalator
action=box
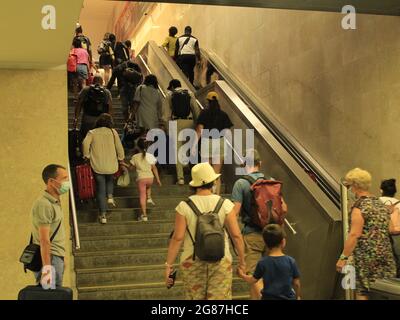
[106,59,143,121]
[231,148,288,300]
[165,79,200,185]
[193,92,233,195]
[162,26,178,60]
[175,26,201,85]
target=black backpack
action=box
[171,89,191,119]
[76,35,89,51]
[123,67,142,86]
[84,85,108,117]
[185,197,226,262]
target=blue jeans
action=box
[94,173,114,214]
[34,255,64,287]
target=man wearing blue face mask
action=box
[31,164,70,288]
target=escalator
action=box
[135,41,342,299]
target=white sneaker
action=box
[141,215,148,222]
[99,214,107,224]
[107,198,117,207]
[147,198,155,206]
[177,179,185,185]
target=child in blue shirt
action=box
[238,224,301,300]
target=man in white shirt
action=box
[174,26,201,85]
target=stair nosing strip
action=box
[74,247,168,257]
[79,220,174,227]
[77,278,244,292]
[76,264,176,274]
[79,232,170,241]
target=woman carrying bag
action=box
[82,113,125,224]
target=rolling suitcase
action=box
[18,285,73,300]
[75,164,96,200]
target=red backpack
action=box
[67,50,77,73]
[242,175,286,228]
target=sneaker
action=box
[137,215,142,222]
[107,198,117,207]
[147,198,156,206]
[99,214,107,224]
[177,179,185,185]
[141,215,148,222]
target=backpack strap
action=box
[184,198,199,260]
[185,198,202,217]
[178,36,191,55]
[213,197,225,214]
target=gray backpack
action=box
[186,197,226,262]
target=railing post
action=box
[68,163,81,250]
[340,181,353,300]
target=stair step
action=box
[77,278,249,300]
[113,184,226,197]
[79,233,171,252]
[74,248,168,269]
[79,194,231,210]
[78,220,174,237]
[77,208,176,223]
[76,263,244,288]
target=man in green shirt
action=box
[32,164,70,288]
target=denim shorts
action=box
[76,64,88,80]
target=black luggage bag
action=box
[18,285,73,300]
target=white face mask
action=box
[52,179,71,195]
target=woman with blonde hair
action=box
[336,168,396,299]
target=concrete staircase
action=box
[68,86,249,300]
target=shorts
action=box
[77,64,88,80]
[99,54,113,68]
[243,232,267,274]
[180,257,233,300]
[200,137,228,163]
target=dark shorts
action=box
[99,54,113,68]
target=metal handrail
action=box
[68,162,80,250]
[340,179,353,300]
[137,53,167,99]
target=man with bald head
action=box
[74,75,113,139]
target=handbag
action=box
[19,221,61,273]
[117,169,130,187]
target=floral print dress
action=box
[352,196,397,293]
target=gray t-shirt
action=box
[31,192,65,257]
[134,85,163,130]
